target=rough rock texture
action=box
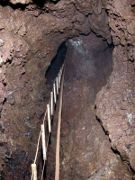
[59,33,132,180]
[0,1,111,179]
[96,0,135,174]
[0,0,134,179]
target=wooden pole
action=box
[50,91,54,116]
[53,83,57,104]
[55,68,64,180]
[41,124,46,161]
[47,104,51,133]
[31,163,37,180]
[56,77,59,95]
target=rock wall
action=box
[0,1,111,179]
[96,0,135,174]
[60,33,132,180]
[0,0,134,179]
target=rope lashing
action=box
[33,131,41,164]
[33,109,47,164]
[31,64,64,180]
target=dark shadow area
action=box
[32,0,60,7]
[32,0,46,7]
[45,42,67,88]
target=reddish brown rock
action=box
[0,0,134,179]
[96,0,135,175]
[0,1,111,179]
[59,33,132,180]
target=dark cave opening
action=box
[45,42,67,89]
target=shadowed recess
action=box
[45,42,67,88]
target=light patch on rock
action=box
[69,39,83,47]
[0,39,4,47]
[10,0,32,4]
[82,126,86,130]
[69,39,85,54]
[126,113,135,125]
[0,56,3,66]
